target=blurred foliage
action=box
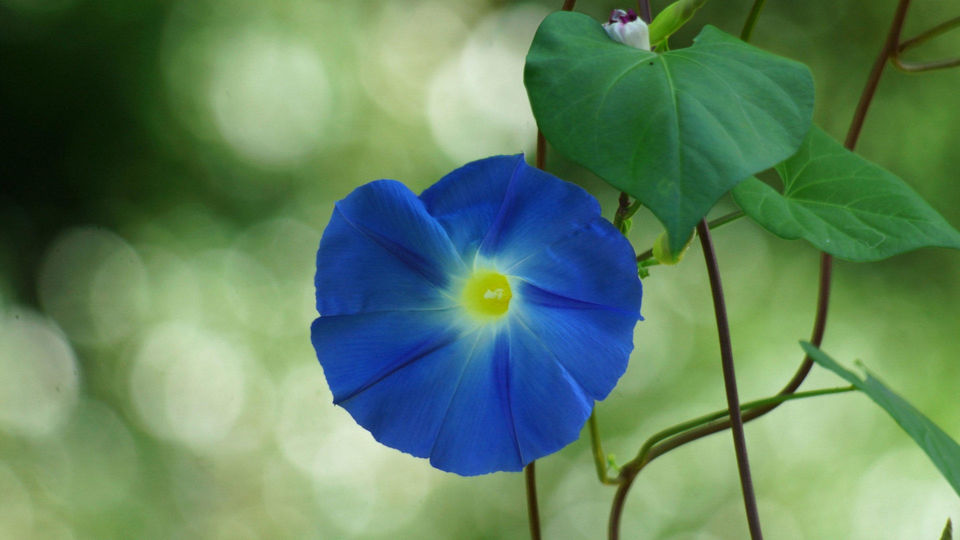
[1,0,958,538]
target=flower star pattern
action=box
[311,155,643,476]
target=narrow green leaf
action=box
[940,518,952,540]
[734,126,960,261]
[524,12,813,253]
[801,342,960,498]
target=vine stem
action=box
[894,14,960,71]
[846,0,911,150]
[588,411,619,485]
[696,218,764,539]
[892,55,960,73]
[635,0,911,450]
[638,0,652,24]
[529,129,545,540]
[609,1,913,537]
[527,2,579,538]
[622,386,854,482]
[891,13,960,73]
[636,210,745,263]
[898,15,960,52]
[739,0,766,41]
[587,192,639,485]
[525,462,542,540]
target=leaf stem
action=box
[589,410,620,485]
[709,209,746,230]
[739,0,766,42]
[525,462,542,540]
[614,192,632,227]
[635,210,744,263]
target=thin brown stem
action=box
[892,56,960,72]
[525,462,542,540]
[638,0,652,23]
[636,0,908,449]
[610,2,913,536]
[636,210,744,263]
[639,0,908,461]
[534,0,576,172]
[525,2,576,537]
[623,0,908,478]
[629,252,831,467]
[846,0,911,149]
[614,192,632,228]
[898,14,960,52]
[696,218,764,539]
[615,219,766,540]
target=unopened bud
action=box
[602,9,651,51]
[652,230,692,265]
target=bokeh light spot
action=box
[50,399,140,511]
[130,323,248,453]
[427,4,548,162]
[0,308,79,437]
[38,227,148,346]
[207,30,332,168]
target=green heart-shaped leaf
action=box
[524,12,813,252]
[734,126,960,261]
[802,342,960,499]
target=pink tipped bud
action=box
[602,9,650,51]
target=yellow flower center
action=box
[461,270,512,319]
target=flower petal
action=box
[311,310,460,406]
[317,180,464,315]
[511,218,643,314]
[477,159,603,267]
[428,329,524,475]
[315,311,525,475]
[505,318,594,461]
[419,155,602,266]
[419,155,519,257]
[314,310,498,460]
[511,287,637,401]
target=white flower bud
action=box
[602,9,650,51]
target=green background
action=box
[1,0,958,538]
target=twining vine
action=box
[310,1,960,539]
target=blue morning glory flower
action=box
[311,154,642,476]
